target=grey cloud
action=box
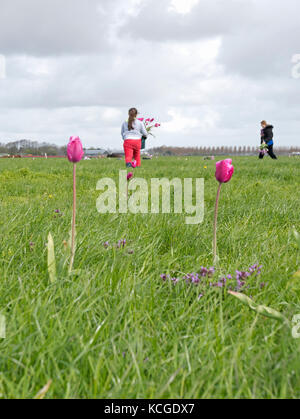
[0,0,114,55]
[120,0,300,79]
[219,0,300,78]
[0,0,300,149]
[119,0,256,42]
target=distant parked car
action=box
[107,153,124,159]
[142,153,153,160]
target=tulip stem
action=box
[69,163,76,273]
[213,182,222,265]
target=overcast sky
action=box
[0,0,299,149]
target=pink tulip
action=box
[67,136,84,273]
[150,118,155,122]
[215,159,234,184]
[127,172,134,181]
[138,118,144,122]
[213,159,234,264]
[67,136,84,163]
[155,123,161,128]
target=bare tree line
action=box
[0,140,67,156]
[1,140,299,158]
[148,145,300,157]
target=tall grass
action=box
[0,156,299,399]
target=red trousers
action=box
[123,139,141,167]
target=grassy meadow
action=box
[0,156,300,399]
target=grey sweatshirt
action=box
[121,119,148,141]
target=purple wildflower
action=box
[117,239,127,249]
[236,271,250,281]
[200,267,208,277]
[192,273,201,284]
[161,262,264,299]
[256,266,263,276]
[171,277,179,284]
[249,264,258,273]
[103,241,110,249]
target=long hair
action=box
[128,108,138,131]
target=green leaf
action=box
[293,229,300,250]
[228,291,288,323]
[47,233,57,283]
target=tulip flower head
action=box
[67,136,84,163]
[127,172,134,181]
[215,159,234,184]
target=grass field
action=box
[0,156,300,399]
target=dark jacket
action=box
[261,125,274,144]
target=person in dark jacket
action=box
[259,121,277,160]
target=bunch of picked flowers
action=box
[138,117,161,138]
